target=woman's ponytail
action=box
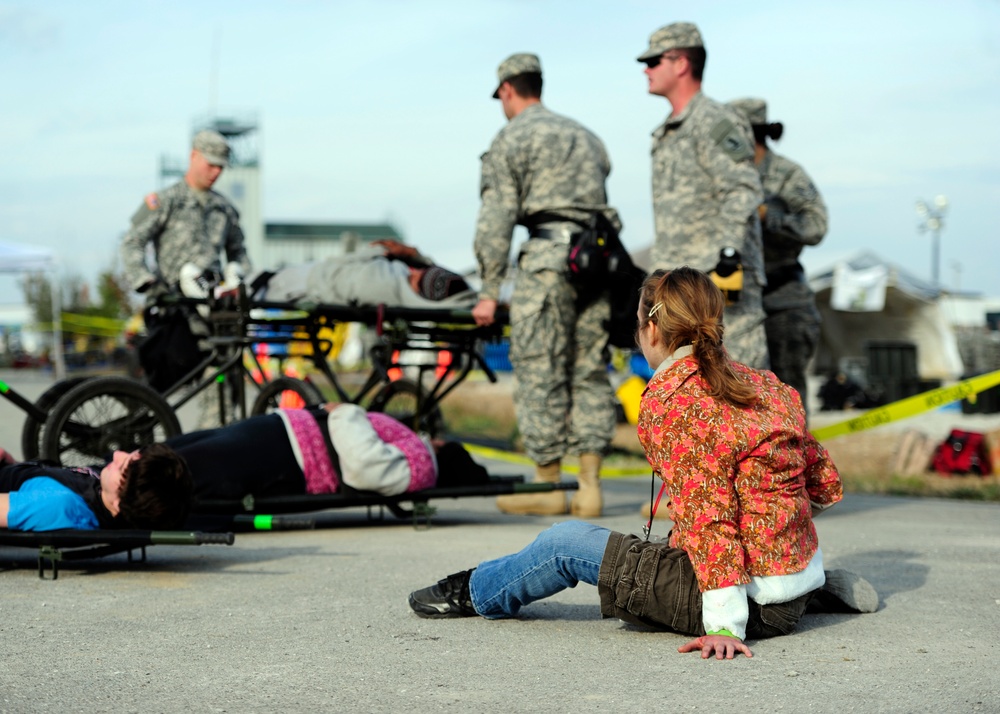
[638,267,757,408]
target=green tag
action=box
[253,515,273,531]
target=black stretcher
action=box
[0,529,235,580]
[194,477,579,529]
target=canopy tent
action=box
[809,251,964,383]
[0,242,58,273]
[0,241,65,379]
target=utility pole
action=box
[915,195,948,287]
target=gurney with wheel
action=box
[6,291,562,530]
[27,288,511,468]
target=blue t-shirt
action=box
[7,477,100,531]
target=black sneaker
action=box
[408,569,478,618]
[809,569,879,613]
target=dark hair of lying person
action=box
[117,443,195,529]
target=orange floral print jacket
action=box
[637,356,842,593]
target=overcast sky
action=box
[1,0,999,304]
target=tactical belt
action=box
[529,227,592,244]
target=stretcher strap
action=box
[366,413,437,492]
[282,408,340,494]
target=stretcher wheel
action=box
[250,377,324,416]
[368,379,445,436]
[20,376,91,460]
[40,376,182,467]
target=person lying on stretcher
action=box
[0,404,488,532]
[240,239,476,309]
[0,444,193,533]
[166,402,488,503]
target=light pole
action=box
[915,195,948,287]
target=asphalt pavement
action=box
[1,369,998,713]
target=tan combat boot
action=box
[496,461,567,515]
[640,499,672,520]
[570,453,603,518]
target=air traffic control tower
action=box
[159,115,264,267]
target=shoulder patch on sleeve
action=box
[795,181,819,201]
[144,192,160,210]
[708,118,753,161]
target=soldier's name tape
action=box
[465,368,1000,478]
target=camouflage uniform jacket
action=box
[758,149,828,273]
[120,179,251,291]
[650,92,765,284]
[474,104,622,301]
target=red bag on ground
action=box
[930,430,991,476]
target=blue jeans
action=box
[469,521,611,618]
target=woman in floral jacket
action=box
[408,267,877,660]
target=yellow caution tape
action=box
[811,369,1000,442]
[462,443,650,478]
[60,312,126,330]
[464,368,1000,473]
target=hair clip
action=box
[647,302,664,318]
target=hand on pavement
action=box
[677,635,753,660]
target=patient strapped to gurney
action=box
[245,240,477,309]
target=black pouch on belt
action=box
[567,230,610,284]
[708,247,743,305]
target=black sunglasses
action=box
[644,54,681,70]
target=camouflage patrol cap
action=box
[492,53,542,98]
[727,98,768,126]
[637,22,704,62]
[192,129,230,167]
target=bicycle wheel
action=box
[250,377,324,416]
[41,376,182,467]
[368,379,445,436]
[20,376,90,460]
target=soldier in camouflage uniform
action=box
[728,98,828,405]
[472,53,619,518]
[120,130,252,427]
[121,130,250,294]
[638,23,769,369]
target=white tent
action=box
[0,242,58,272]
[0,241,65,379]
[809,251,964,383]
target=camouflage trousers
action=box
[509,268,616,465]
[723,277,770,370]
[765,306,821,405]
